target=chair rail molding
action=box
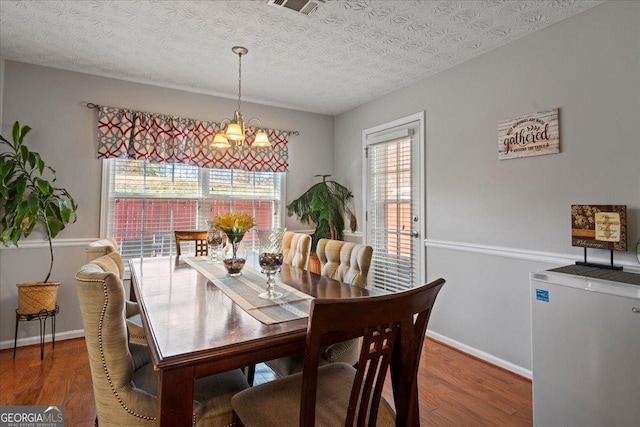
[0,238,97,250]
[425,239,640,272]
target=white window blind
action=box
[104,158,283,259]
[367,135,418,292]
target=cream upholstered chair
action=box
[77,253,250,427]
[265,239,373,377]
[86,237,119,262]
[232,278,446,426]
[316,238,373,288]
[85,239,146,345]
[282,231,312,270]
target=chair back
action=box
[86,237,118,262]
[316,239,373,288]
[76,254,157,425]
[300,278,445,426]
[174,230,208,256]
[282,232,312,269]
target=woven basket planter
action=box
[16,282,60,314]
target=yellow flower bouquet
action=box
[212,212,255,276]
[212,212,255,241]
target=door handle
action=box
[411,230,419,238]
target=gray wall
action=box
[333,1,640,376]
[0,62,333,346]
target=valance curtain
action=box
[96,106,289,172]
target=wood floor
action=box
[1,337,532,426]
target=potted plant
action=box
[0,121,78,314]
[286,174,356,272]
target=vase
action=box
[222,232,247,276]
[255,227,286,299]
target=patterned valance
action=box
[96,106,289,172]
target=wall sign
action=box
[571,204,627,252]
[498,108,559,160]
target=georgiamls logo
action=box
[0,405,64,426]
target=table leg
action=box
[157,365,195,427]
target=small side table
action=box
[13,304,59,360]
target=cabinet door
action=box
[531,278,640,427]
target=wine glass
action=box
[255,227,286,299]
[206,221,224,264]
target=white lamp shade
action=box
[252,130,271,147]
[211,133,231,148]
[226,123,244,141]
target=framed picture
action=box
[571,204,627,252]
[498,108,559,160]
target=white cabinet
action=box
[530,270,640,427]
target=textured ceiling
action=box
[0,0,604,115]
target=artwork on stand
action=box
[498,108,559,160]
[571,204,627,270]
[571,204,627,251]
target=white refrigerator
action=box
[530,271,640,427]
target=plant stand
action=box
[14,304,59,360]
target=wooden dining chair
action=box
[266,238,373,377]
[232,278,446,426]
[174,230,208,257]
[77,253,250,426]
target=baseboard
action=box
[426,329,532,380]
[0,329,85,350]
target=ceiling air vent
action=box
[267,0,326,16]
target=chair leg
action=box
[244,364,256,386]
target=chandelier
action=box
[212,46,270,149]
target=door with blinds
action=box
[363,113,424,292]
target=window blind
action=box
[105,158,283,259]
[367,135,417,292]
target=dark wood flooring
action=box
[0,337,532,426]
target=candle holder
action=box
[255,227,286,299]
[206,220,224,264]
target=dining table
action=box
[129,254,378,427]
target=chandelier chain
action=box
[237,50,242,112]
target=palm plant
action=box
[286,174,356,251]
[0,121,78,282]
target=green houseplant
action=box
[0,121,78,313]
[286,174,356,253]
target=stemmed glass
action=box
[255,227,286,299]
[206,221,224,264]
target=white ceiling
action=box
[0,0,604,116]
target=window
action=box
[102,158,284,260]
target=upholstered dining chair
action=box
[316,238,373,289]
[86,237,119,262]
[85,240,146,345]
[77,253,250,427]
[282,231,312,270]
[174,230,209,257]
[232,278,446,427]
[266,239,373,377]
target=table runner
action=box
[183,257,313,324]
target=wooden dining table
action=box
[129,255,377,427]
